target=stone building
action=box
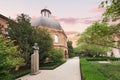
[0,14,9,35]
[31,9,68,59]
[0,9,68,59]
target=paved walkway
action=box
[17,57,81,80]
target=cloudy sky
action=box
[0,0,106,33]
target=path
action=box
[17,57,81,80]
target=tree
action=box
[32,28,53,63]
[77,22,112,56]
[100,0,120,46]
[67,41,75,58]
[0,35,24,79]
[8,14,33,64]
[8,13,54,64]
[100,0,120,22]
[78,22,114,48]
[75,44,109,57]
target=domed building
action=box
[31,9,68,59]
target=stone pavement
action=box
[17,57,81,80]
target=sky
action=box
[0,0,106,33]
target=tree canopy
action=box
[100,0,120,22]
[78,22,115,48]
[8,14,33,64]
[8,14,53,64]
[32,28,53,62]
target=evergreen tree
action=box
[8,14,33,64]
[67,41,74,58]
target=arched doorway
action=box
[64,50,68,59]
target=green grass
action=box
[81,57,120,80]
[90,61,120,80]
[80,58,107,80]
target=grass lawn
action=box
[80,58,107,80]
[90,61,120,80]
[80,57,120,80]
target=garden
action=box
[80,57,120,80]
[0,14,69,80]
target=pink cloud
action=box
[90,7,106,12]
[82,19,97,24]
[52,16,79,24]
[65,31,79,35]
[51,16,58,19]
[31,16,36,19]
[53,16,101,25]
[58,17,79,24]
[78,16,101,24]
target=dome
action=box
[31,9,63,30]
[31,16,63,30]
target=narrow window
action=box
[54,34,59,43]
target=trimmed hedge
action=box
[40,61,66,70]
[86,57,120,61]
[13,61,66,79]
[80,58,107,80]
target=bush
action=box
[48,48,64,63]
[0,35,24,80]
[69,53,75,58]
[86,57,120,61]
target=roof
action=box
[31,16,63,30]
[41,9,51,14]
[0,14,9,21]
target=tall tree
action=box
[32,28,53,63]
[100,0,120,46]
[78,22,114,50]
[8,14,33,64]
[75,44,109,57]
[67,41,74,58]
[78,22,113,47]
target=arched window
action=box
[54,34,59,43]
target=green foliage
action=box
[100,0,120,22]
[86,56,120,61]
[80,58,107,80]
[67,41,75,58]
[78,22,112,46]
[48,48,64,63]
[110,23,120,46]
[0,35,24,80]
[40,61,65,70]
[8,14,33,64]
[78,22,113,50]
[77,22,112,56]
[8,14,53,64]
[32,28,53,62]
[76,44,109,57]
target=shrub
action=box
[48,48,64,63]
[0,35,24,80]
[86,57,120,61]
[69,52,75,58]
